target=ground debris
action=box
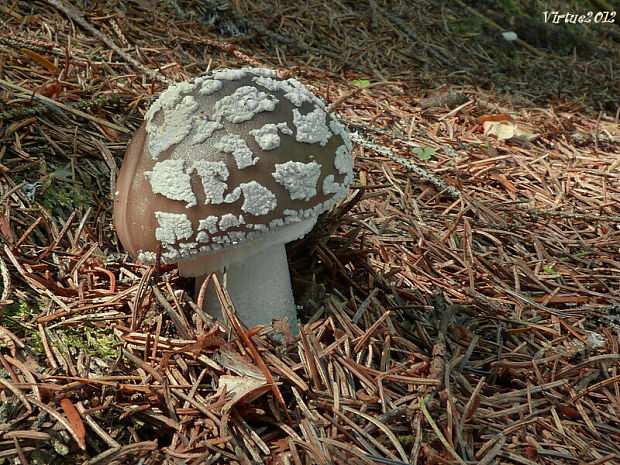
[0,0,618,464]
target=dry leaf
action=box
[465,393,481,421]
[215,344,266,378]
[483,120,537,141]
[178,329,226,357]
[477,112,513,123]
[59,397,86,450]
[97,109,122,141]
[272,318,295,344]
[0,213,15,247]
[524,446,539,461]
[216,375,271,413]
[557,404,581,418]
[21,48,60,74]
[40,80,62,98]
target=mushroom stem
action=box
[197,243,298,336]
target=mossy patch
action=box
[2,299,120,359]
[497,0,524,15]
[451,14,484,35]
[54,323,120,359]
[39,175,90,216]
[2,299,45,353]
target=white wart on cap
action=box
[114,67,353,278]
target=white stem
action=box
[198,243,298,335]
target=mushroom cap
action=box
[114,67,353,276]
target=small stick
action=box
[452,0,546,57]
[45,0,173,86]
[419,395,467,465]
[0,78,130,134]
[349,131,461,199]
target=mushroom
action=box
[114,67,353,336]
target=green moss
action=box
[39,174,90,214]
[2,299,119,359]
[397,434,416,447]
[2,299,45,353]
[4,299,37,319]
[54,323,120,359]
[497,0,524,15]
[451,15,483,35]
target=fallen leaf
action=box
[215,344,266,378]
[40,80,62,98]
[477,113,513,123]
[21,48,60,74]
[465,393,480,420]
[0,213,15,247]
[490,173,518,192]
[97,109,121,141]
[557,404,581,418]
[412,146,435,161]
[524,446,539,461]
[272,318,295,344]
[178,329,226,357]
[502,31,518,41]
[216,375,271,413]
[59,398,86,450]
[483,120,537,141]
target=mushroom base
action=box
[197,243,298,336]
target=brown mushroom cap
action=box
[114,67,353,276]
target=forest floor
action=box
[0,0,619,464]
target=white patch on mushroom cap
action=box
[155,211,193,245]
[246,67,276,77]
[249,223,268,232]
[146,93,199,159]
[343,172,354,189]
[329,118,352,152]
[252,76,291,93]
[284,80,319,107]
[253,75,321,107]
[197,78,223,95]
[137,250,157,263]
[282,211,303,224]
[322,174,342,195]
[190,160,230,204]
[272,161,321,201]
[228,230,247,244]
[293,107,331,146]
[219,213,245,231]
[178,242,198,258]
[211,68,247,80]
[199,216,219,234]
[269,218,285,229]
[334,144,354,175]
[192,117,223,145]
[145,81,196,125]
[239,181,277,216]
[212,86,278,123]
[223,186,242,203]
[196,228,215,244]
[161,247,180,262]
[215,134,258,169]
[162,241,199,261]
[248,122,292,150]
[145,159,196,207]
